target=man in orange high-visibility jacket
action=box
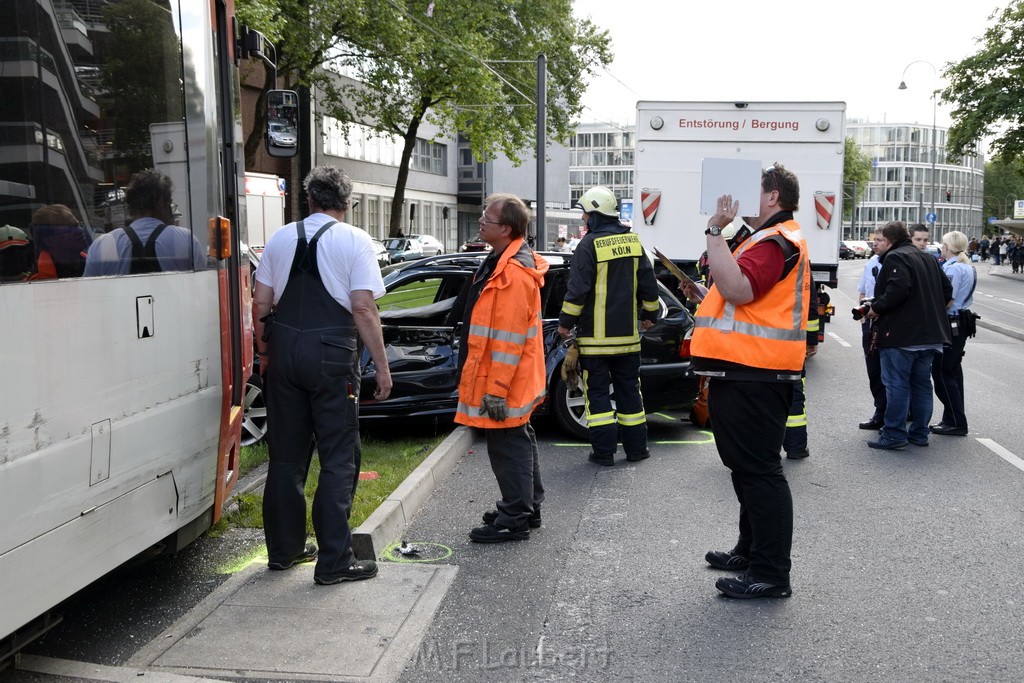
[681,163,810,600]
[455,193,549,543]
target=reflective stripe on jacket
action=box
[559,226,660,356]
[455,239,549,428]
[691,220,810,373]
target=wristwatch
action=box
[705,225,723,237]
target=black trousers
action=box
[708,378,794,585]
[580,353,647,457]
[484,422,544,528]
[862,321,886,420]
[932,328,968,429]
[264,326,361,575]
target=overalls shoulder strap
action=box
[125,223,168,274]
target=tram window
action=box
[1,0,210,283]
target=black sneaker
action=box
[715,571,792,599]
[705,548,750,571]
[626,449,650,462]
[482,506,542,528]
[469,522,530,543]
[786,449,810,460]
[588,452,614,466]
[314,560,378,584]
[268,544,318,571]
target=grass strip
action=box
[215,432,446,535]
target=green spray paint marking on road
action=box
[216,546,270,574]
[554,430,714,447]
[382,541,454,563]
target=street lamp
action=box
[898,60,938,225]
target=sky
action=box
[571,0,1006,134]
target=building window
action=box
[412,139,447,175]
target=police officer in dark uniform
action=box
[253,166,392,585]
[558,186,661,465]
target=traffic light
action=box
[946,190,951,202]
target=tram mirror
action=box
[266,90,299,158]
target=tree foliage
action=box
[981,158,1024,230]
[237,0,612,235]
[941,1,1024,162]
[842,137,872,219]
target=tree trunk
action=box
[244,64,276,170]
[388,97,431,237]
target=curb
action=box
[352,426,474,560]
[977,317,1024,343]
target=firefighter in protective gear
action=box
[558,186,661,466]
[456,193,548,543]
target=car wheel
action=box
[552,373,616,441]
[241,374,268,447]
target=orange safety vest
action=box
[691,220,810,373]
[455,239,549,428]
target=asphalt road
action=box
[8,260,1023,682]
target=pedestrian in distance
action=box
[456,193,548,543]
[558,186,661,466]
[855,236,886,430]
[931,230,976,436]
[253,165,392,585]
[680,163,810,600]
[863,220,952,450]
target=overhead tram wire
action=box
[379,0,535,107]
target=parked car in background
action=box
[268,122,297,148]
[408,233,444,257]
[371,238,391,268]
[356,252,699,439]
[459,237,491,252]
[845,240,869,258]
[839,242,855,260]
[384,237,423,262]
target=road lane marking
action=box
[977,438,1024,473]
[827,331,852,347]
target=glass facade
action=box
[568,124,634,205]
[845,123,984,239]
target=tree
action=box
[981,158,1024,233]
[239,0,612,236]
[236,0,359,169]
[843,137,872,220]
[942,2,1024,162]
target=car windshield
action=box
[385,239,405,249]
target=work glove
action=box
[480,394,508,422]
[560,340,580,390]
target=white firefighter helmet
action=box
[575,186,619,217]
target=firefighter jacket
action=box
[558,216,660,356]
[455,239,549,429]
[691,217,811,379]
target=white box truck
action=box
[244,172,286,247]
[633,101,845,288]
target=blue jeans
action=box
[880,347,937,443]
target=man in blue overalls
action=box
[253,166,392,585]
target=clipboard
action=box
[654,247,704,302]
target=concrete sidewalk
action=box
[14,428,475,682]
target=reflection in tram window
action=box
[24,204,91,280]
[84,169,205,275]
[0,225,33,282]
[0,0,197,283]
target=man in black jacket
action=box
[864,221,952,450]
